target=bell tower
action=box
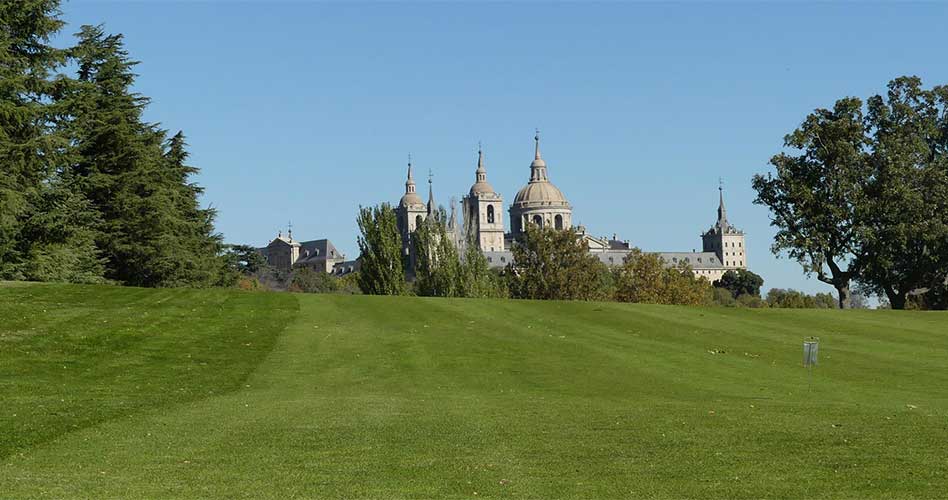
[702,183,746,269]
[462,145,505,252]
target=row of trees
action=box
[753,76,948,309]
[355,205,713,305]
[355,204,507,298]
[356,206,863,309]
[0,2,229,287]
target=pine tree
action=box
[0,0,72,278]
[159,131,227,287]
[63,25,223,287]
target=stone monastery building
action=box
[261,131,748,282]
[397,131,747,283]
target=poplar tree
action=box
[356,204,407,295]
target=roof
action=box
[512,181,570,206]
[295,239,344,263]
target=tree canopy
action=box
[356,204,407,295]
[0,5,229,287]
[506,224,612,301]
[755,76,948,309]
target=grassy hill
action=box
[1,283,946,498]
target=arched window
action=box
[532,215,543,227]
[554,214,563,230]
[487,205,495,224]
[416,215,423,228]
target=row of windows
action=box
[726,241,743,248]
[526,214,565,230]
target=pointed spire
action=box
[427,169,435,216]
[534,128,542,160]
[405,154,416,194]
[717,178,729,228]
[529,129,548,182]
[475,142,487,183]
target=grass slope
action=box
[1,285,947,498]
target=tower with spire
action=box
[701,182,746,269]
[396,156,428,271]
[462,144,506,252]
[509,130,572,236]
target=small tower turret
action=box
[702,182,746,269]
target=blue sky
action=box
[59,1,948,295]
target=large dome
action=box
[512,181,569,206]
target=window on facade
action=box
[488,257,493,263]
[487,205,495,224]
[532,215,543,227]
[416,215,423,228]
[501,257,506,263]
[555,214,563,230]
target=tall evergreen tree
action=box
[0,0,73,278]
[158,131,227,286]
[62,25,222,287]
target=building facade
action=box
[394,131,748,283]
[258,232,356,275]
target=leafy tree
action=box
[459,233,507,298]
[711,287,737,307]
[335,272,362,295]
[614,249,710,305]
[356,203,407,295]
[713,269,764,298]
[412,216,462,297]
[289,267,338,293]
[735,293,768,308]
[506,224,610,301]
[766,288,837,309]
[858,77,948,309]
[753,97,869,309]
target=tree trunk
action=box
[836,283,851,309]
[886,286,907,310]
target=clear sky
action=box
[59,1,948,295]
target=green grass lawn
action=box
[1,283,946,498]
